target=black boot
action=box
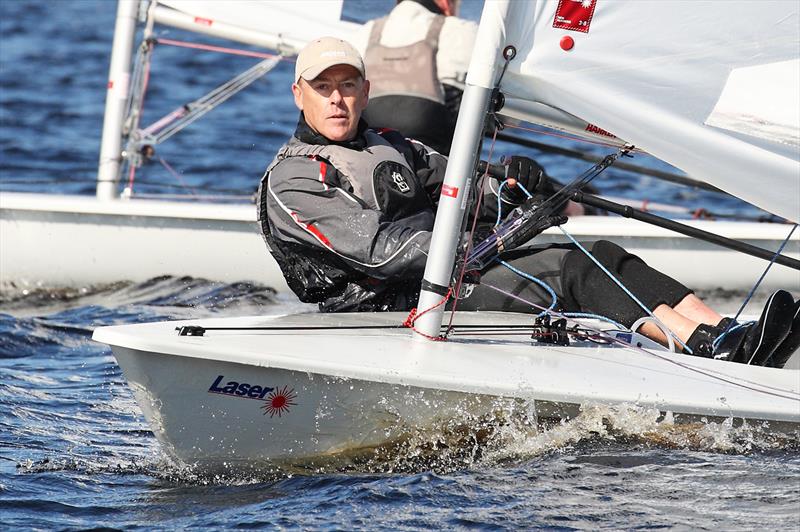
[684,323,719,358]
[716,316,736,331]
[684,318,741,359]
[767,299,800,368]
[714,290,794,365]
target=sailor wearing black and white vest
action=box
[352,0,476,155]
[260,114,447,312]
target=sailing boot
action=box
[683,317,738,358]
[766,299,800,368]
[684,324,719,358]
[713,290,794,365]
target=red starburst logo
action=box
[553,0,597,33]
[261,386,297,418]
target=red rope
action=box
[156,38,289,61]
[157,156,199,197]
[403,288,452,341]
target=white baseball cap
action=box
[294,36,365,82]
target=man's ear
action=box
[362,79,370,108]
[291,82,303,111]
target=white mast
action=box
[96,0,139,200]
[413,0,512,340]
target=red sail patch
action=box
[553,0,597,33]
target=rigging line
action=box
[124,39,155,194]
[557,226,691,354]
[497,259,557,317]
[477,280,620,331]
[535,146,633,214]
[718,223,799,342]
[184,325,407,331]
[491,179,532,228]
[191,324,549,332]
[447,127,501,334]
[495,46,515,86]
[141,56,281,145]
[124,165,136,196]
[492,131,725,194]
[447,326,623,337]
[468,146,631,267]
[449,331,542,337]
[125,39,152,130]
[448,245,623,330]
[155,156,199,197]
[712,321,753,354]
[478,281,799,401]
[155,38,285,60]
[140,107,187,137]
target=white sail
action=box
[475,0,800,222]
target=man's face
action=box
[292,65,370,142]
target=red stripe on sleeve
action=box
[290,212,332,248]
[305,223,331,247]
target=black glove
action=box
[502,156,548,203]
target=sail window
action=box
[705,59,800,148]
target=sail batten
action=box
[156,0,359,54]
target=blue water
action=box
[1,0,798,529]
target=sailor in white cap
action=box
[291,36,369,142]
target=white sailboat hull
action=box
[93,312,800,470]
[4,191,798,292]
[113,346,513,469]
[0,192,288,291]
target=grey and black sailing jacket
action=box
[258,116,455,312]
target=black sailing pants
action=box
[456,240,692,327]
